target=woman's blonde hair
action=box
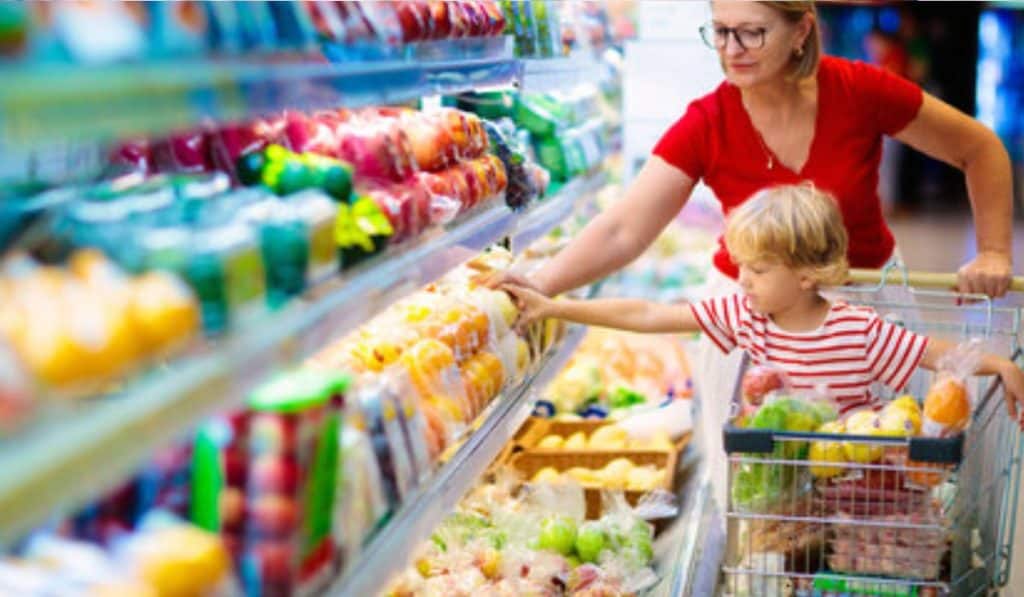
[759,1,821,79]
[725,183,849,286]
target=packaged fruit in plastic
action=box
[239,370,346,597]
[741,364,789,408]
[354,376,417,510]
[922,339,983,436]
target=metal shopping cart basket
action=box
[720,265,1024,597]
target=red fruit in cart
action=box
[251,456,301,495]
[220,487,246,531]
[428,0,452,38]
[252,495,300,537]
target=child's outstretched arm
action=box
[501,283,701,334]
[921,338,1024,423]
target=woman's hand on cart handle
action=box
[957,251,1014,298]
[847,265,1024,294]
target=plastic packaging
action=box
[922,339,982,436]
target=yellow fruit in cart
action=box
[537,434,564,449]
[532,467,563,484]
[129,272,199,354]
[588,425,629,450]
[890,395,922,415]
[809,421,848,478]
[843,410,885,463]
[878,405,918,437]
[564,431,587,450]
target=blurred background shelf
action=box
[511,169,607,252]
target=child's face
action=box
[736,259,814,314]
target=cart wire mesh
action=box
[721,273,1023,597]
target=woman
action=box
[486,1,1015,506]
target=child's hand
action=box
[501,283,552,330]
[998,360,1024,428]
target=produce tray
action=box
[508,449,678,519]
[513,416,693,454]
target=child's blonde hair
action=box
[724,183,849,286]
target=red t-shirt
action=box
[653,56,924,279]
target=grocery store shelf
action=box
[0,198,518,546]
[0,37,518,148]
[518,54,608,93]
[511,169,607,252]
[328,322,588,597]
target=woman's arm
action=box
[502,284,700,334]
[920,338,1024,422]
[893,93,1015,297]
[481,156,696,296]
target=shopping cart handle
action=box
[847,268,1024,293]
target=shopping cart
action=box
[720,264,1024,597]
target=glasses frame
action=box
[699,23,768,51]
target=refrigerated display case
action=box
[0,2,715,596]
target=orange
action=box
[923,376,970,432]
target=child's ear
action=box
[798,269,817,291]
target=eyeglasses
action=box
[699,23,768,51]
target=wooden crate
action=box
[507,449,678,519]
[513,417,693,454]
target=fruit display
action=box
[531,423,676,453]
[527,457,668,493]
[0,249,199,396]
[385,481,658,596]
[0,516,233,596]
[536,328,691,420]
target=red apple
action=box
[447,0,471,38]
[427,1,451,39]
[252,495,300,537]
[251,541,294,585]
[741,366,789,406]
[220,487,246,530]
[396,0,431,41]
[404,117,452,172]
[251,456,301,495]
[223,448,248,487]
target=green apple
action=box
[537,515,577,556]
[575,522,609,563]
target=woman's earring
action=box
[795,46,804,57]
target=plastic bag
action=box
[741,364,790,409]
[922,339,983,437]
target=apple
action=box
[222,448,248,486]
[575,522,608,563]
[220,487,246,531]
[537,515,577,557]
[404,117,452,172]
[252,495,300,537]
[396,0,431,42]
[251,541,294,584]
[251,456,301,494]
[428,1,452,39]
[741,366,788,406]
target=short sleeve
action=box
[864,311,929,391]
[689,294,743,355]
[652,101,709,181]
[850,60,924,136]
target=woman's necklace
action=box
[753,128,775,171]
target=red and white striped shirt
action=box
[690,294,929,413]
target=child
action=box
[502,183,1024,423]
